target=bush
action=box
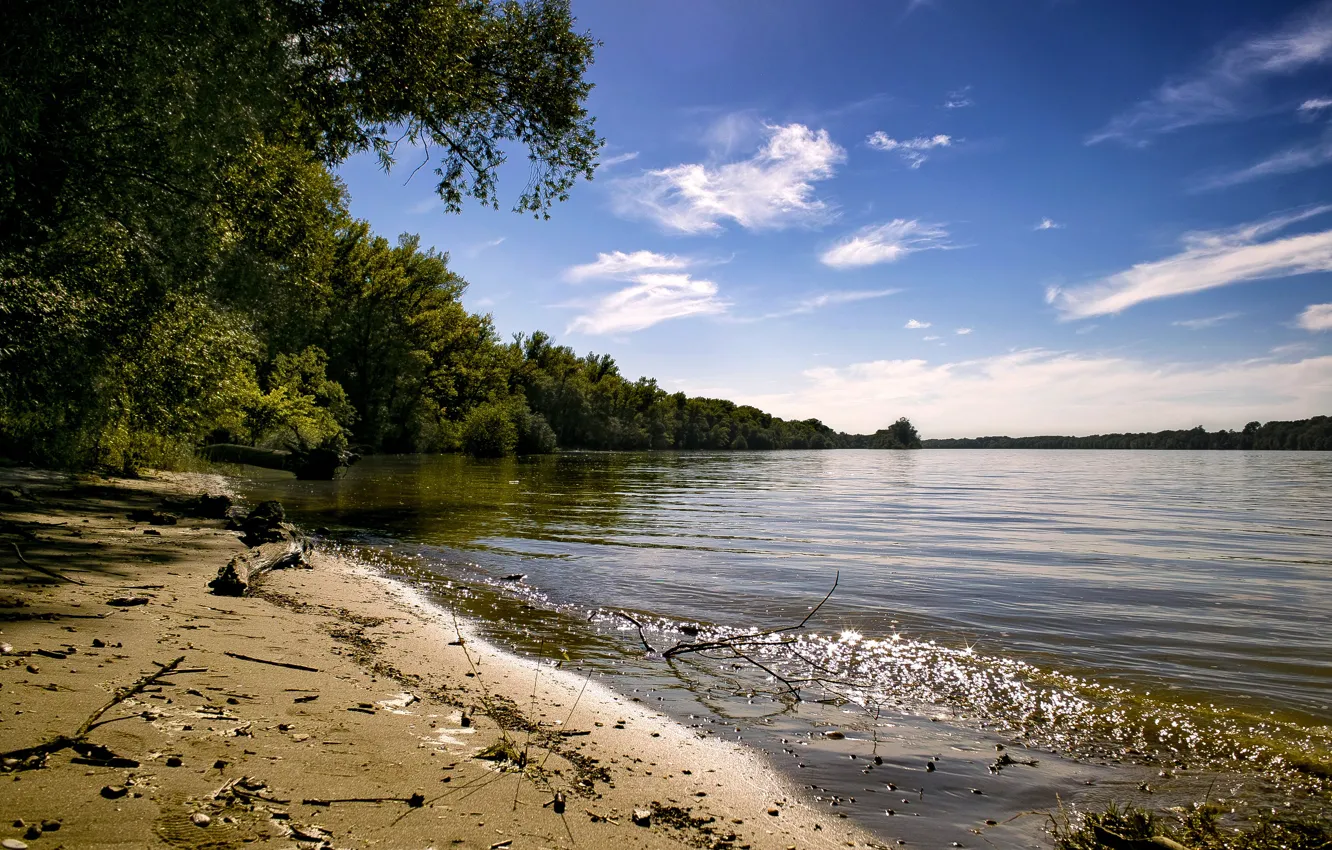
[515,410,557,455]
[462,402,518,457]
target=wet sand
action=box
[0,468,880,849]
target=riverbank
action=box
[0,468,879,850]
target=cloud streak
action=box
[1173,312,1241,329]
[568,273,728,335]
[564,250,688,282]
[1035,217,1063,231]
[752,289,901,321]
[866,132,953,167]
[820,219,951,269]
[1089,1,1332,144]
[1047,206,1332,319]
[612,123,845,233]
[742,350,1332,437]
[1200,132,1332,189]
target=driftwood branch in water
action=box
[9,542,83,585]
[612,610,656,654]
[661,572,838,659]
[0,656,187,769]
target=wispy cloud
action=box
[753,288,900,321]
[1035,217,1063,231]
[905,319,931,329]
[568,273,728,335]
[1047,206,1332,319]
[409,198,441,214]
[1299,96,1332,114]
[1298,302,1332,331]
[955,327,973,335]
[742,350,1332,437]
[820,220,951,269]
[564,250,688,282]
[1199,131,1332,189]
[923,335,940,341]
[464,236,506,257]
[1173,311,1241,329]
[866,132,953,168]
[1089,1,1332,145]
[944,86,973,109]
[612,123,845,233]
[598,151,640,170]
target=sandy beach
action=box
[0,468,883,850]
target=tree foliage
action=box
[923,418,1332,451]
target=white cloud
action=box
[741,350,1332,437]
[1200,132,1332,189]
[1035,217,1063,231]
[598,151,640,170]
[1089,2,1332,144]
[944,87,973,109]
[612,123,845,233]
[568,273,728,335]
[866,132,953,168]
[747,289,900,322]
[1047,206,1332,319]
[1173,312,1242,329]
[923,335,940,341]
[905,319,931,329]
[1298,302,1332,331]
[464,236,505,257]
[955,327,973,335]
[1299,96,1332,113]
[820,220,951,269]
[564,250,688,282]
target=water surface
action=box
[238,450,1332,846]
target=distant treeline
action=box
[922,417,1332,451]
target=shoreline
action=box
[0,467,880,849]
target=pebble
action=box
[191,813,211,827]
[166,756,182,767]
[767,807,780,816]
[824,730,845,740]
[2,839,28,849]
[632,808,652,826]
[101,784,128,799]
[39,821,59,833]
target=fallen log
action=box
[209,538,307,596]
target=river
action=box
[237,450,1332,847]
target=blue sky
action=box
[336,0,1332,437]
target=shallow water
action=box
[238,450,1332,846]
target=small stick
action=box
[612,610,656,654]
[303,793,424,807]
[223,651,319,672]
[9,542,83,585]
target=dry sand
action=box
[0,468,884,850]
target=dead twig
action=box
[661,572,838,659]
[303,793,425,807]
[9,541,83,585]
[612,610,656,654]
[223,651,319,672]
[0,655,186,769]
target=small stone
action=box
[22,828,38,841]
[101,784,129,799]
[105,596,148,607]
[25,665,39,674]
[0,644,13,655]
[91,639,106,648]
[2,839,28,849]
[213,760,227,769]
[39,821,59,833]
[767,807,779,816]
[632,808,652,826]
[970,788,983,794]
[824,730,845,739]
[191,813,211,827]
[925,762,935,772]
[166,756,182,767]
[9,822,20,829]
